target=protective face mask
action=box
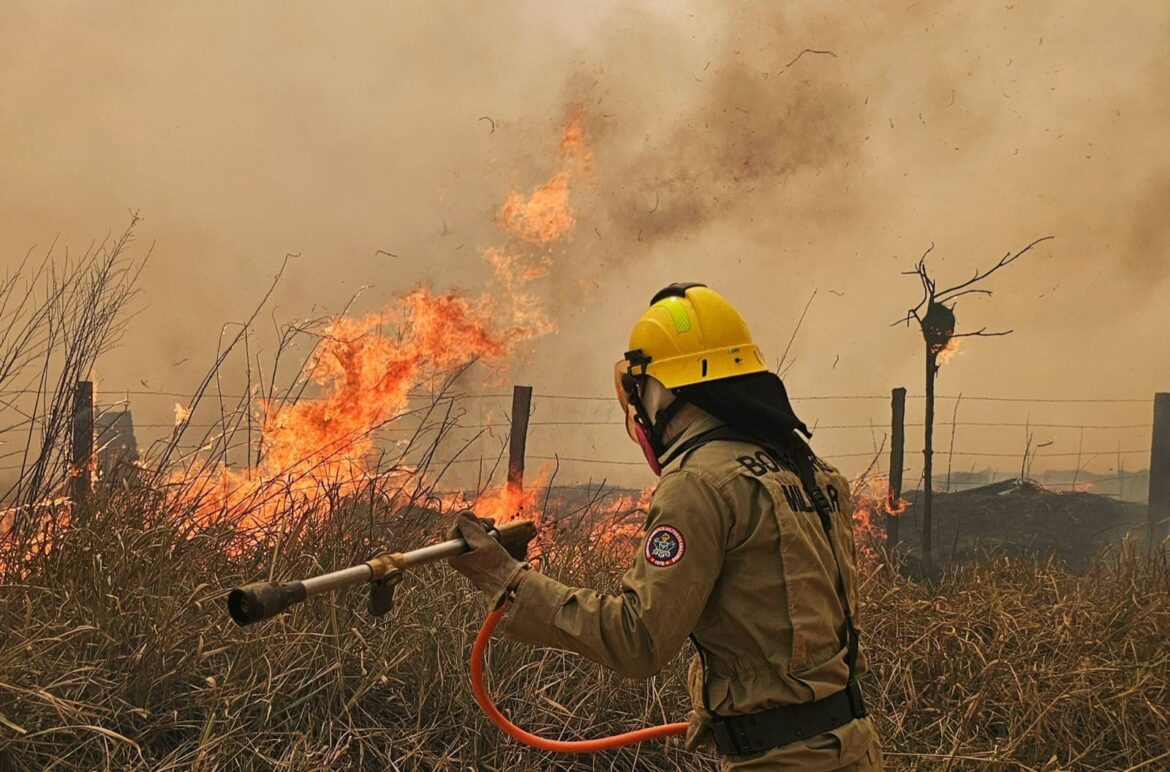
[614,359,664,475]
[634,422,663,476]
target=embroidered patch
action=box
[644,525,686,567]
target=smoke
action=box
[552,3,869,262]
[549,1,1170,286]
[2,0,1169,484]
[1124,176,1170,283]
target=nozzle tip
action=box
[226,580,307,626]
[226,587,255,625]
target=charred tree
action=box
[894,236,1053,572]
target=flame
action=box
[483,247,555,339]
[500,172,576,246]
[441,467,553,526]
[175,289,518,529]
[433,470,554,570]
[173,403,190,426]
[261,291,509,476]
[935,336,962,365]
[499,104,591,246]
[849,475,909,566]
[0,497,72,577]
[587,486,654,562]
[558,103,593,171]
[171,105,591,538]
[472,483,540,524]
[488,106,592,335]
[1044,479,1094,494]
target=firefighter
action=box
[448,283,883,770]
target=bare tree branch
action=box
[943,288,994,302]
[935,235,1054,303]
[951,328,1014,339]
[890,243,936,326]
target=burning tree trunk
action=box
[895,236,1052,573]
[922,337,936,566]
[920,300,954,565]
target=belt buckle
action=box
[846,680,868,718]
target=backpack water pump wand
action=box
[227,519,538,625]
[224,518,688,752]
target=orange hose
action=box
[471,603,690,753]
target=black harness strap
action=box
[792,449,867,721]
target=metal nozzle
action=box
[227,580,308,626]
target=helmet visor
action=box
[613,359,640,443]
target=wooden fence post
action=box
[508,385,533,494]
[887,387,907,547]
[1150,393,1170,549]
[69,380,94,505]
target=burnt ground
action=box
[891,480,1149,571]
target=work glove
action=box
[446,511,529,604]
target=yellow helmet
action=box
[624,283,767,389]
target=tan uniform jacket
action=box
[504,417,882,770]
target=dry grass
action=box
[865,548,1170,770]
[0,486,1167,771]
[4,217,1166,770]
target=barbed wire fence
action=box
[0,385,1158,507]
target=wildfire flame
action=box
[558,103,593,171]
[438,466,554,526]
[500,172,576,246]
[0,497,71,577]
[499,104,591,246]
[171,106,592,536]
[175,290,518,528]
[586,487,654,562]
[935,336,963,365]
[850,475,909,566]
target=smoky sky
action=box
[1,0,1167,485]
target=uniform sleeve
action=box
[500,470,730,679]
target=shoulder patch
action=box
[644,524,686,567]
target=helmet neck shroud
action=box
[675,370,811,444]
